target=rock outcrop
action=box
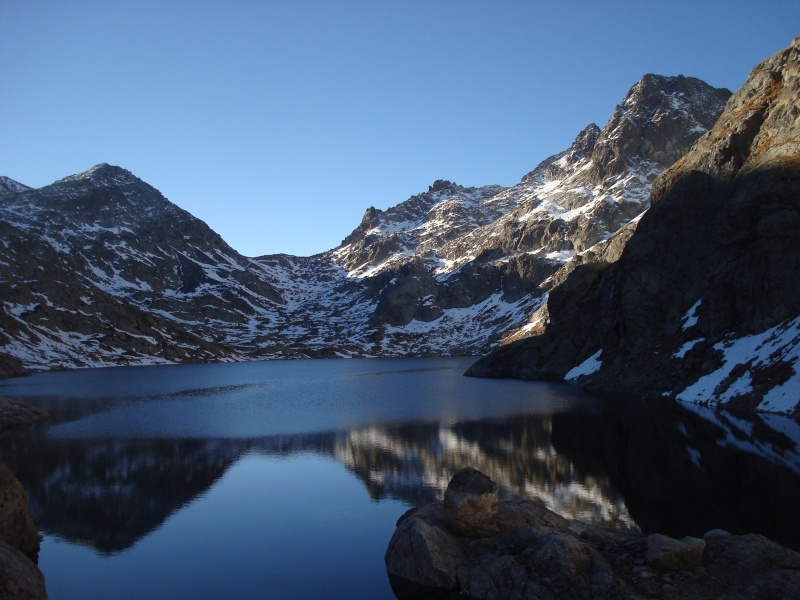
[0,461,40,560]
[0,543,47,600]
[0,354,28,380]
[468,36,800,416]
[0,461,47,599]
[386,469,800,599]
[442,467,499,538]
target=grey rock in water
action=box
[385,505,465,591]
[0,461,40,560]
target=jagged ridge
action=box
[468,37,800,416]
[1,72,731,378]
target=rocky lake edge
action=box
[385,467,800,599]
[0,458,47,599]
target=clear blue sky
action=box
[2,1,798,257]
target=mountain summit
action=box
[1,70,734,386]
[468,37,800,416]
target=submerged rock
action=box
[385,469,800,599]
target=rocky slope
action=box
[327,74,729,355]
[468,36,800,417]
[0,73,729,370]
[0,164,286,368]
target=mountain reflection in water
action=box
[3,399,799,554]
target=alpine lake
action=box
[1,357,798,599]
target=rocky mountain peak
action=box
[520,124,599,184]
[568,123,601,160]
[521,74,730,191]
[468,37,800,416]
[589,74,732,180]
[57,163,136,186]
[428,179,458,193]
[334,178,503,273]
[0,176,31,196]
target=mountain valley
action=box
[2,38,799,416]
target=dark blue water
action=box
[1,357,799,599]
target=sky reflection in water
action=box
[1,357,799,599]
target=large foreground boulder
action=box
[0,461,47,599]
[385,468,800,599]
[442,467,498,538]
[0,461,40,560]
[0,542,47,600]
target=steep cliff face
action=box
[468,37,800,416]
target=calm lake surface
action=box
[1,357,799,599]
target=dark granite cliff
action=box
[468,37,800,416]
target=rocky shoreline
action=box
[0,398,48,598]
[386,468,800,599]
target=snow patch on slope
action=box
[565,350,603,380]
[676,315,800,413]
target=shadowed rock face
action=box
[0,543,47,600]
[468,37,800,416]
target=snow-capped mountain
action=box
[0,176,31,196]
[0,164,285,368]
[0,73,729,374]
[469,36,800,416]
[320,74,730,354]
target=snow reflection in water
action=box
[0,358,798,599]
